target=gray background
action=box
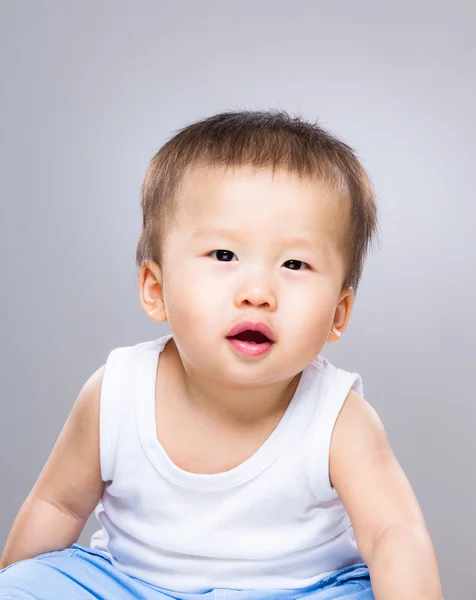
[1,1,474,598]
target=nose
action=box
[234,273,277,311]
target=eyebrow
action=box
[192,227,243,241]
[191,227,332,255]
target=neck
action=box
[165,338,302,429]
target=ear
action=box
[138,260,168,322]
[327,286,355,343]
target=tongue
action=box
[232,330,269,344]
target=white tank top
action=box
[90,334,364,592]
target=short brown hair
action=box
[135,110,379,294]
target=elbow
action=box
[367,521,433,567]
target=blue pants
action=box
[0,544,374,599]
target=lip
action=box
[226,320,275,343]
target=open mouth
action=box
[227,330,272,344]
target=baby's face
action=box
[159,164,351,385]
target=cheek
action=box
[282,282,336,327]
[164,267,218,330]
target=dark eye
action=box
[209,249,237,262]
[284,260,310,271]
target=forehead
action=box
[174,164,348,245]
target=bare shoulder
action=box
[329,388,427,561]
[330,388,388,485]
[31,365,106,520]
[69,365,105,428]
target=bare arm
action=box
[329,389,443,600]
[0,366,106,569]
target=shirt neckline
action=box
[136,334,317,490]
